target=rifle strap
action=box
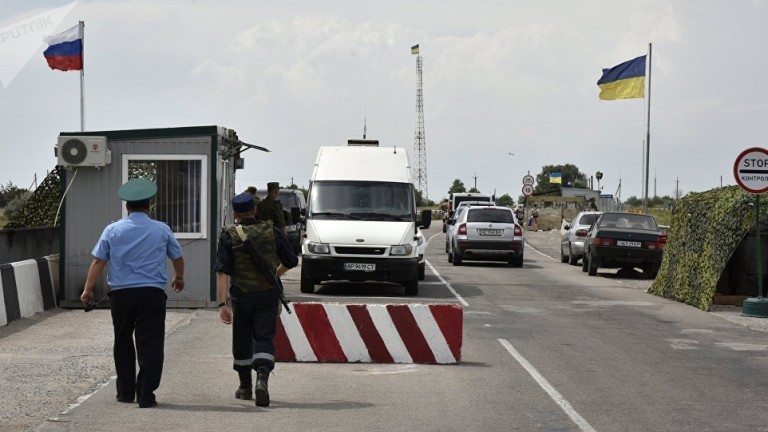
[234,224,248,242]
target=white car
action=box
[560,211,602,265]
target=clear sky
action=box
[1,0,765,202]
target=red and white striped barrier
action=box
[275,303,463,364]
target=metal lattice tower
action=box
[413,51,428,201]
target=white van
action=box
[301,139,429,295]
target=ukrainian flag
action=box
[597,55,646,100]
[549,172,562,184]
[411,44,419,55]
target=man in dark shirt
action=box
[215,193,298,407]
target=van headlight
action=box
[390,244,413,256]
[307,242,330,254]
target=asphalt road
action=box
[2,224,768,431]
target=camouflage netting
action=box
[5,167,62,228]
[648,186,766,311]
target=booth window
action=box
[123,155,208,239]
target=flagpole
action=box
[642,43,652,214]
[79,20,85,132]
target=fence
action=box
[0,227,59,265]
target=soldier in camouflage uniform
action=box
[215,193,298,407]
[245,186,262,204]
[257,182,286,235]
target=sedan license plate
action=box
[344,262,376,272]
[478,229,502,236]
[617,240,642,248]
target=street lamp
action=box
[595,171,603,192]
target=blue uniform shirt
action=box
[92,212,183,290]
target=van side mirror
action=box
[420,209,432,229]
[291,207,302,223]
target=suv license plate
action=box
[616,240,641,248]
[478,229,502,236]
[344,263,376,272]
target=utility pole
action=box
[675,177,680,199]
[474,172,477,190]
[412,44,428,202]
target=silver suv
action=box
[448,206,524,267]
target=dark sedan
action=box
[582,212,666,278]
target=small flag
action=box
[597,55,646,100]
[43,23,83,71]
[411,44,419,55]
[549,172,562,184]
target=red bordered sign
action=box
[734,147,768,194]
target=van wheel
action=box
[418,262,426,280]
[404,276,418,296]
[300,276,315,294]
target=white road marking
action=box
[571,301,653,307]
[667,338,699,350]
[498,338,597,432]
[524,242,558,261]
[426,259,469,307]
[715,342,768,351]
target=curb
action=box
[275,303,463,364]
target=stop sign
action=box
[734,147,768,194]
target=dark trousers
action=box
[110,287,167,405]
[230,288,278,375]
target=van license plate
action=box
[344,263,376,272]
[616,240,641,248]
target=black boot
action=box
[255,368,270,407]
[235,370,252,400]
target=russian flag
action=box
[43,24,83,71]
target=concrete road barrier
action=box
[275,302,463,364]
[0,256,58,326]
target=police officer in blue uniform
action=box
[215,192,298,407]
[81,179,185,408]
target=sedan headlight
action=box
[307,242,330,254]
[390,244,414,256]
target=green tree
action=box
[496,193,514,207]
[624,196,642,207]
[468,187,479,193]
[448,179,466,195]
[534,164,587,195]
[0,182,28,208]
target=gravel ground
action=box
[523,228,768,333]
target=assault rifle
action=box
[233,225,292,314]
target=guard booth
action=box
[56,126,268,308]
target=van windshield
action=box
[310,181,414,221]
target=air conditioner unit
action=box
[56,136,111,167]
